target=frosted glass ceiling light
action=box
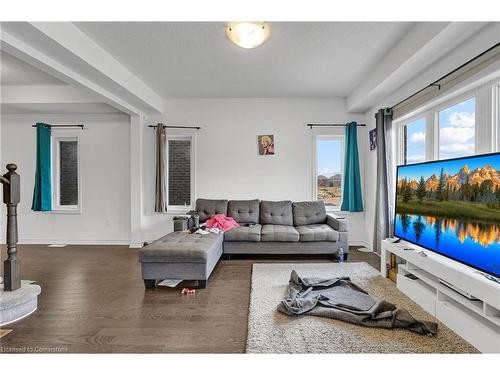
[225,22,270,49]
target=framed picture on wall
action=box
[369,128,377,151]
[258,135,275,155]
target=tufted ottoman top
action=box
[139,231,223,263]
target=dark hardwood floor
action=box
[1,245,379,353]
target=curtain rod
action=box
[308,123,366,128]
[32,124,85,129]
[389,42,500,111]
[148,124,201,130]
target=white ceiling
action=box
[75,22,415,99]
[0,51,66,85]
[2,22,493,114]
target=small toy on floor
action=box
[181,288,196,295]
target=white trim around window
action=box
[493,82,500,152]
[165,130,197,213]
[394,75,500,166]
[311,127,345,211]
[396,114,428,166]
[51,131,82,214]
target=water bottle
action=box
[338,247,344,263]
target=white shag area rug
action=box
[246,262,478,354]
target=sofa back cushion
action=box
[227,199,260,223]
[195,198,228,222]
[292,201,327,226]
[260,200,293,226]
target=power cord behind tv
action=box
[387,237,401,243]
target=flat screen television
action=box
[394,152,500,278]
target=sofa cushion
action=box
[296,224,339,242]
[139,231,223,263]
[224,224,262,242]
[195,198,228,222]
[292,201,327,226]
[260,200,293,226]
[261,224,299,242]
[227,199,260,224]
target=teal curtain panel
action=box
[341,122,363,212]
[31,123,52,211]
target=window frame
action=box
[493,82,500,152]
[311,128,345,211]
[165,130,197,212]
[51,131,82,214]
[436,94,477,160]
[398,115,427,166]
[394,87,483,165]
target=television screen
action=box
[394,152,500,278]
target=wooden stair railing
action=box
[1,163,20,291]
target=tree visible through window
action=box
[403,117,425,165]
[316,137,343,207]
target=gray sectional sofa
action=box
[139,199,348,289]
[216,199,348,256]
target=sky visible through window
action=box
[405,117,426,164]
[317,139,341,177]
[439,97,475,160]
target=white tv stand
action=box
[381,239,500,353]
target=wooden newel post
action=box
[2,163,21,291]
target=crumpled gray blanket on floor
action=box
[277,270,438,336]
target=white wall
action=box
[0,99,370,247]
[362,26,500,251]
[0,113,131,244]
[141,98,368,245]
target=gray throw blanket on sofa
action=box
[277,270,438,336]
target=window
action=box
[395,76,498,181]
[314,135,344,208]
[496,84,500,152]
[52,135,80,211]
[438,97,475,159]
[402,117,426,165]
[167,134,195,208]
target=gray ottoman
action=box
[139,231,223,289]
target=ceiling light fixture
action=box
[225,22,270,49]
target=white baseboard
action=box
[9,238,131,246]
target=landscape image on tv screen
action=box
[394,152,500,278]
